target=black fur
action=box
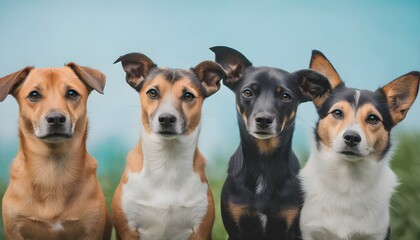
[211,46,330,240]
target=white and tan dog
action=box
[112,53,226,240]
[0,64,111,239]
[299,50,419,240]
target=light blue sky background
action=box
[1,0,419,163]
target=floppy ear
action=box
[66,63,106,94]
[113,53,156,92]
[0,66,33,102]
[293,69,331,103]
[192,61,227,97]
[379,71,419,124]
[309,50,344,108]
[210,46,252,90]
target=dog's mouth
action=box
[251,131,277,139]
[339,150,365,161]
[157,130,179,139]
[38,132,73,142]
[340,150,361,156]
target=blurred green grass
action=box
[1,132,420,239]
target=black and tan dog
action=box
[112,53,226,240]
[0,64,111,239]
[299,50,419,240]
[211,46,330,240]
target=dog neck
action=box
[139,126,200,172]
[17,117,89,199]
[231,121,299,194]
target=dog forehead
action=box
[23,67,84,88]
[241,67,292,87]
[144,68,202,90]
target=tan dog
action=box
[0,64,112,240]
[112,53,226,240]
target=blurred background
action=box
[0,0,419,239]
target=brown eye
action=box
[281,93,292,101]
[331,109,343,119]
[147,89,158,99]
[28,91,41,102]
[242,89,253,98]
[366,114,380,125]
[183,92,196,101]
[66,89,79,100]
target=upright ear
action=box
[192,61,227,97]
[113,53,156,92]
[293,69,331,103]
[66,63,106,94]
[210,46,252,90]
[0,66,33,102]
[309,50,344,108]
[379,71,419,124]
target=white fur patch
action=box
[255,175,267,195]
[121,128,209,240]
[299,147,398,240]
[51,221,64,232]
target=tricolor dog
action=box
[299,50,420,240]
[112,53,226,240]
[0,64,111,239]
[211,46,330,240]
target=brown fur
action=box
[278,208,299,230]
[255,137,280,155]
[317,102,354,148]
[1,66,111,240]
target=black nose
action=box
[158,113,177,128]
[255,113,274,130]
[343,130,361,147]
[46,112,67,128]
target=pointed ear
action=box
[0,66,33,102]
[113,53,156,92]
[293,69,331,103]
[310,50,343,90]
[379,71,419,124]
[210,46,252,90]
[66,63,106,94]
[192,61,227,97]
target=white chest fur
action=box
[299,149,398,240]
[121,130,209,240]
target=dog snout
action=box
[255,113,274,130]
[46,112,67,129]
[158,113,177,128]
[343,130,361,147]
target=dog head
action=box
[211,46,330,144]
[114,53,225,139]
[310,50,419,161]
[0,64,105,143]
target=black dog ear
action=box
[0,66,33,102]
[293,69,331,103]
[192,61,227,97]
[379,71,419,124]
[210,46,252,90]
[114,53,157,92]
[66,63,106,94]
